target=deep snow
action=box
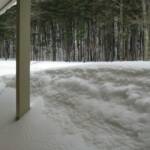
[0,61,150,150]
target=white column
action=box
[16,0,31,119]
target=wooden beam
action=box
[16,0,31,119]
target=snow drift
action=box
[0,61,150,150]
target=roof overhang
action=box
[0,0,16,15]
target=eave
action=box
[0,0,16,15]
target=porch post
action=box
[16,0,31,119]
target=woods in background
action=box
[0,0,150,61]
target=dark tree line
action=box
[0,0,150,61]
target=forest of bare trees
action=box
[0,0,150,61]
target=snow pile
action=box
[0,61,150,150]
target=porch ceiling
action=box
[0,0,16,15]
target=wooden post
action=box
[142,0,150,60]
[16,0,31,119]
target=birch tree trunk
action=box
[114,16,118,60]
[119,0,124,60]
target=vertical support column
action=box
[142,0,150,60]
[16,0,31,119]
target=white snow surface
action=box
[0,60,150,150]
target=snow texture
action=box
[0,60,150,150]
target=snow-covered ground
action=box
[0,60,150,150]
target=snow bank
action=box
[0,61,150,150]
[1,60,150,77]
